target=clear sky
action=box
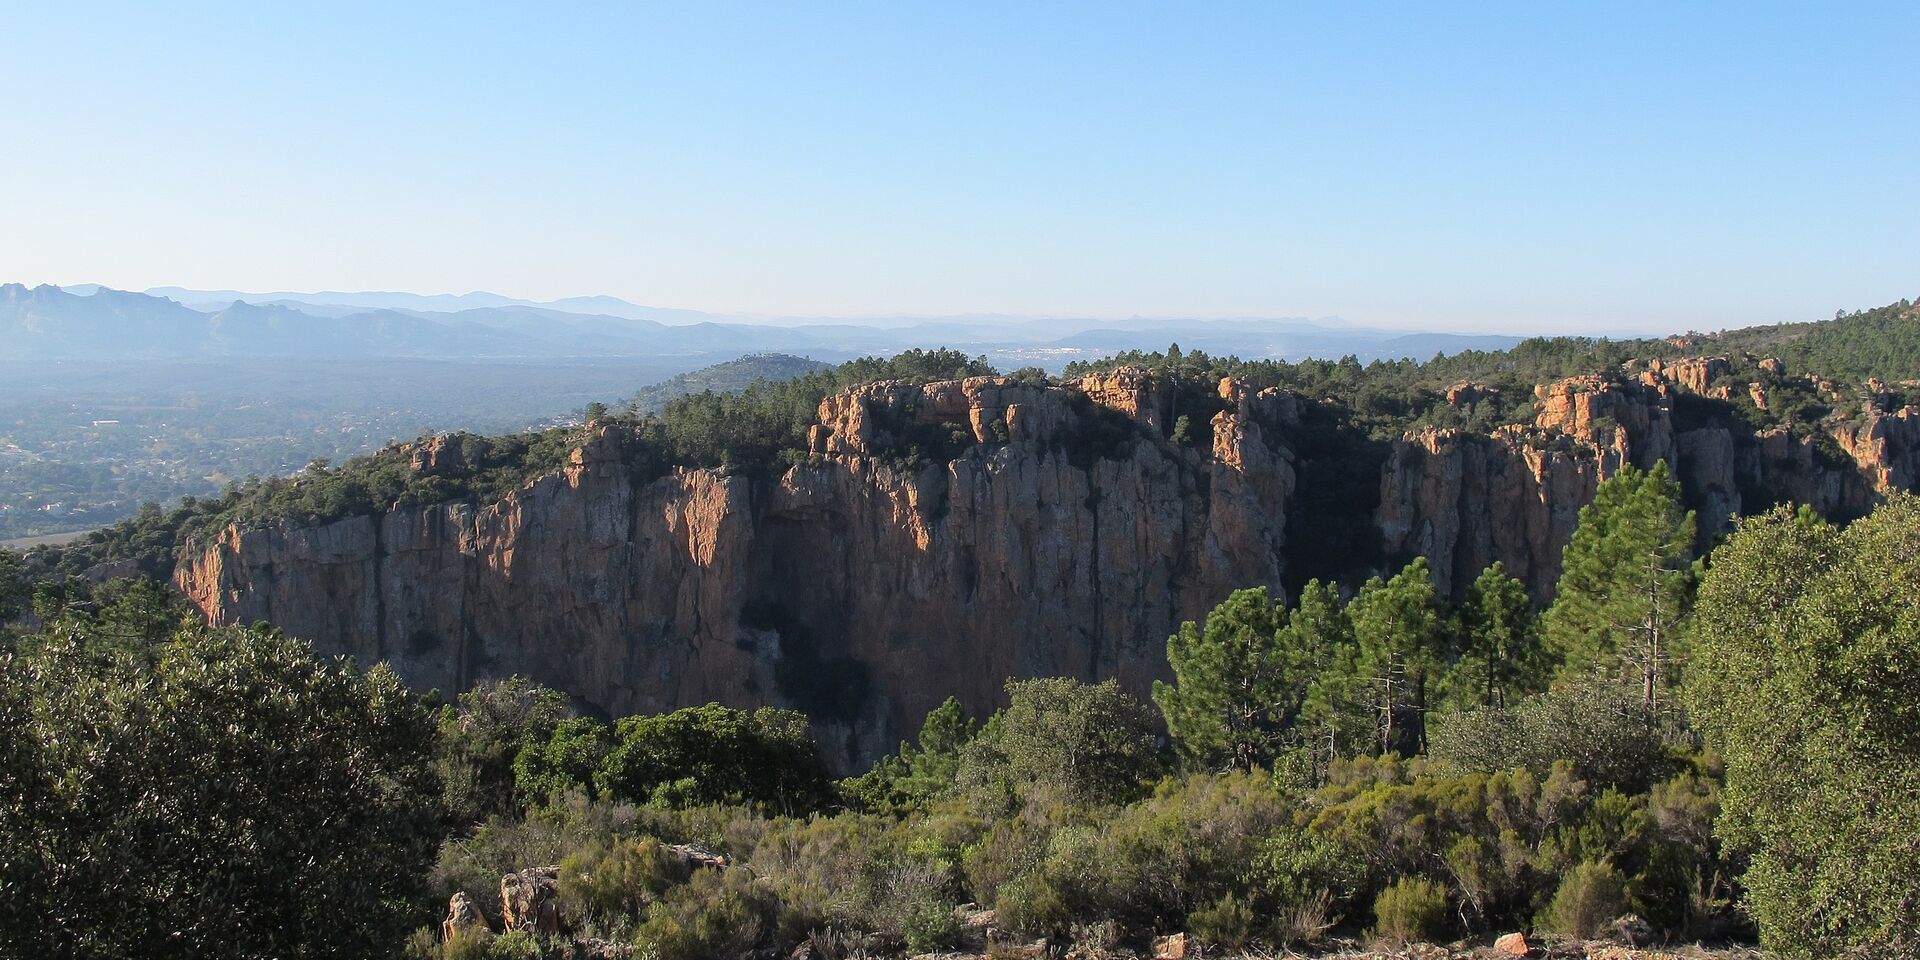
[2,2,1914,334]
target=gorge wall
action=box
[173,362,1920,768]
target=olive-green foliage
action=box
[842,696,977,814]
[1308,755,1727,938]
[0,622,441,960]
[597,703,834,814]
[958,677,1161,808]
[1688,497,1920,957]
[436,677,572,826]
[556,836,679,929]
[742,811,959,942]
[633,868,782,960]
[902,900,962,954]
[12,575,185,662]
[515,716,615,805]
[1155,587,1311,772]
[1543,462,1697,715]
[431,795,654,924]
[1426,678,1675,791]
[1370,877,1450,945]
[1539,861,1632,940]
[974,770,1298,938]
[1187,893,1257,949]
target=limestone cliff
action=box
[175,363,1918,767]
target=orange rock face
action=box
[176,364,1918,766]
[1379,363,1918,600]
[176,373,1298,769]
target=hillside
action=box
[621,353,832,416]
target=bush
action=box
[483,930,544,960]
[556,836,679,928]
[902,897,962,954]
[0,623,442,960]
[597,704,834,813]
[1370,876,1450,945]
[1688,499,1920,957]
[958,678,1161,807]
[634,868,782,960]
[1539,861,1631,940]
[1427,678,1675,791]
[435,677,572,826]
[1188,893,1257,949]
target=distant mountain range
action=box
[2,283,1526,368]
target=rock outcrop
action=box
[177,371,1298,769]
[1377,362,1920,598]
[500,866,561,935]
[442,892,487,943]
[176,365,1918,766]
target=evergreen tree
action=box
[0,623,440,959]
[1293,579,1366,774]
[959,677,1160,806]
[1346,558,1444,756]
[1688,497,1920,957]
[1155,587,1306,772]
[843,696,978,813]
[1543,462,1697,718]
[1439,562,1545,709]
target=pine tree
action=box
[1293,579,1365,778]
[1154,587,1303,772]
[1347,558,1444,756]
[1439,562,1545,710]
[1543,462,1697,718]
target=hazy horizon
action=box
[5,4,1914,337]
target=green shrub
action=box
[483,930,544,960]
[957,677,1161,807]
[1688,499,1920,957]
[1188,893,1256,949]
[0,624,441,960]
[1427,677,1674,791]
[597,704,834,813]
[557,836,678,927]
[1539,861,1630,940]
[634,868,782,960]
[1370,876,1449,945]
[902,897,962,954]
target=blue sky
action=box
[2,2,1914,334]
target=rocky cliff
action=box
[1376,358,1920,596]
[176,372,1299,768]
[175,363,1919,768]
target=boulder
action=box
[664,841,728,872]
[500,865,562,935]
[442,891,487,942]
[1152,932,1188,960]
[1493,931,1531,956]
[1610,914,1654,946]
